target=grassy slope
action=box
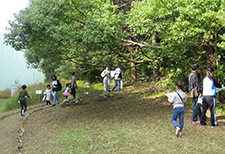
[0,82,225,153]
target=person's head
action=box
[206,67,214,78]
[22,85,27,90]
[47,84,51,89]
[51,74,57,80]
[72,72,76,76]
[106,66,109,70]
[191,64,199,72]
[118,64,122,68]
[66,83,71,87]
[175,81,184,90]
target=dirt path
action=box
[0,113,22,153]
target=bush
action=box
[2,83,64,112]
[0,89,11,99]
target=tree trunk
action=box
[128,47,137,82]
[152,33,159,81]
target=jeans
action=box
[103,77,110,91]
[172,107,185,132]
[53,91,60,105]
[111,79,121,92]
[20,100,27,116]
[192,97,201,121]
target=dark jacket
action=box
[189,72,202,95]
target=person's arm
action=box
[195,74,202,95]
[166,93,174,103]
[25,91,31,98]
[213,78,222,88]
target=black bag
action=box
[57,80,62,91]
[118,72,122,78]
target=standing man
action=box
[201,68,222,127]
[188,64,202,123]
[111,64,123,93]
[71,72,78,98]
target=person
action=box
[101,66,111,92]
[18,85,31,117]
[43,84,54,107]
[111,64,123,93]
[51,74,60,106]
[166,81,186,137]
[71,72,78,98]
[63,83,71,99]
[188,64,202,123]
[200,67,222,127]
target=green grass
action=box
[1,82,225,153]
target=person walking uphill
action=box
[166,81,186,137]
[18,85,31,118]
[111,64,123,93]
[71,72,78,98]
[189,64,202,123]
[200,67,222,127]
[51,74,60,106]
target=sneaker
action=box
[52,104,56,107]
[180,132,182,137]
[176,127,180,137]
[196,120,200,123]
[21,115,24,118]
[45,105,48,108]
[48,105,52,107]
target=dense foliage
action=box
[4,0,225,89]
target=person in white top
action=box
[111,64,123,93]
[63,83,71,99]
[166,81,186,137]
[43,84,54,107]
[101,66,111,92]
[201,67,222,127]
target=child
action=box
[18,85,31,118]
[166,81,186,137]
[43,84,54,107]
[63,83,71,99]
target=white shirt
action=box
[166,89,186,108]
[64,87,70,93]
[44,89,54,101]
[114,68,122,80]
[203,76,216,96]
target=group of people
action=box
[18,72,78,117]
[167,64,222,137]
[101,64,123,93]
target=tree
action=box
[127,0,225,84]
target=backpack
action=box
[57,80,62,91]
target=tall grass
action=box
[2,83,56,112]
[0,89,10,99]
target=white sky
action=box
[0,0,29,32]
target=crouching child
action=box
[166,81,186,137]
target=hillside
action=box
[0,82,225,153]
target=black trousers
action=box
[46,100,51,105]
[200,96,218,126]
[20,100,27,116]
[70,87,76,98]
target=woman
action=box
[51,74,60,106]
[101,66,111,92]
[200,68,221,127]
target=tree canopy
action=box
[4,0,225,85]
